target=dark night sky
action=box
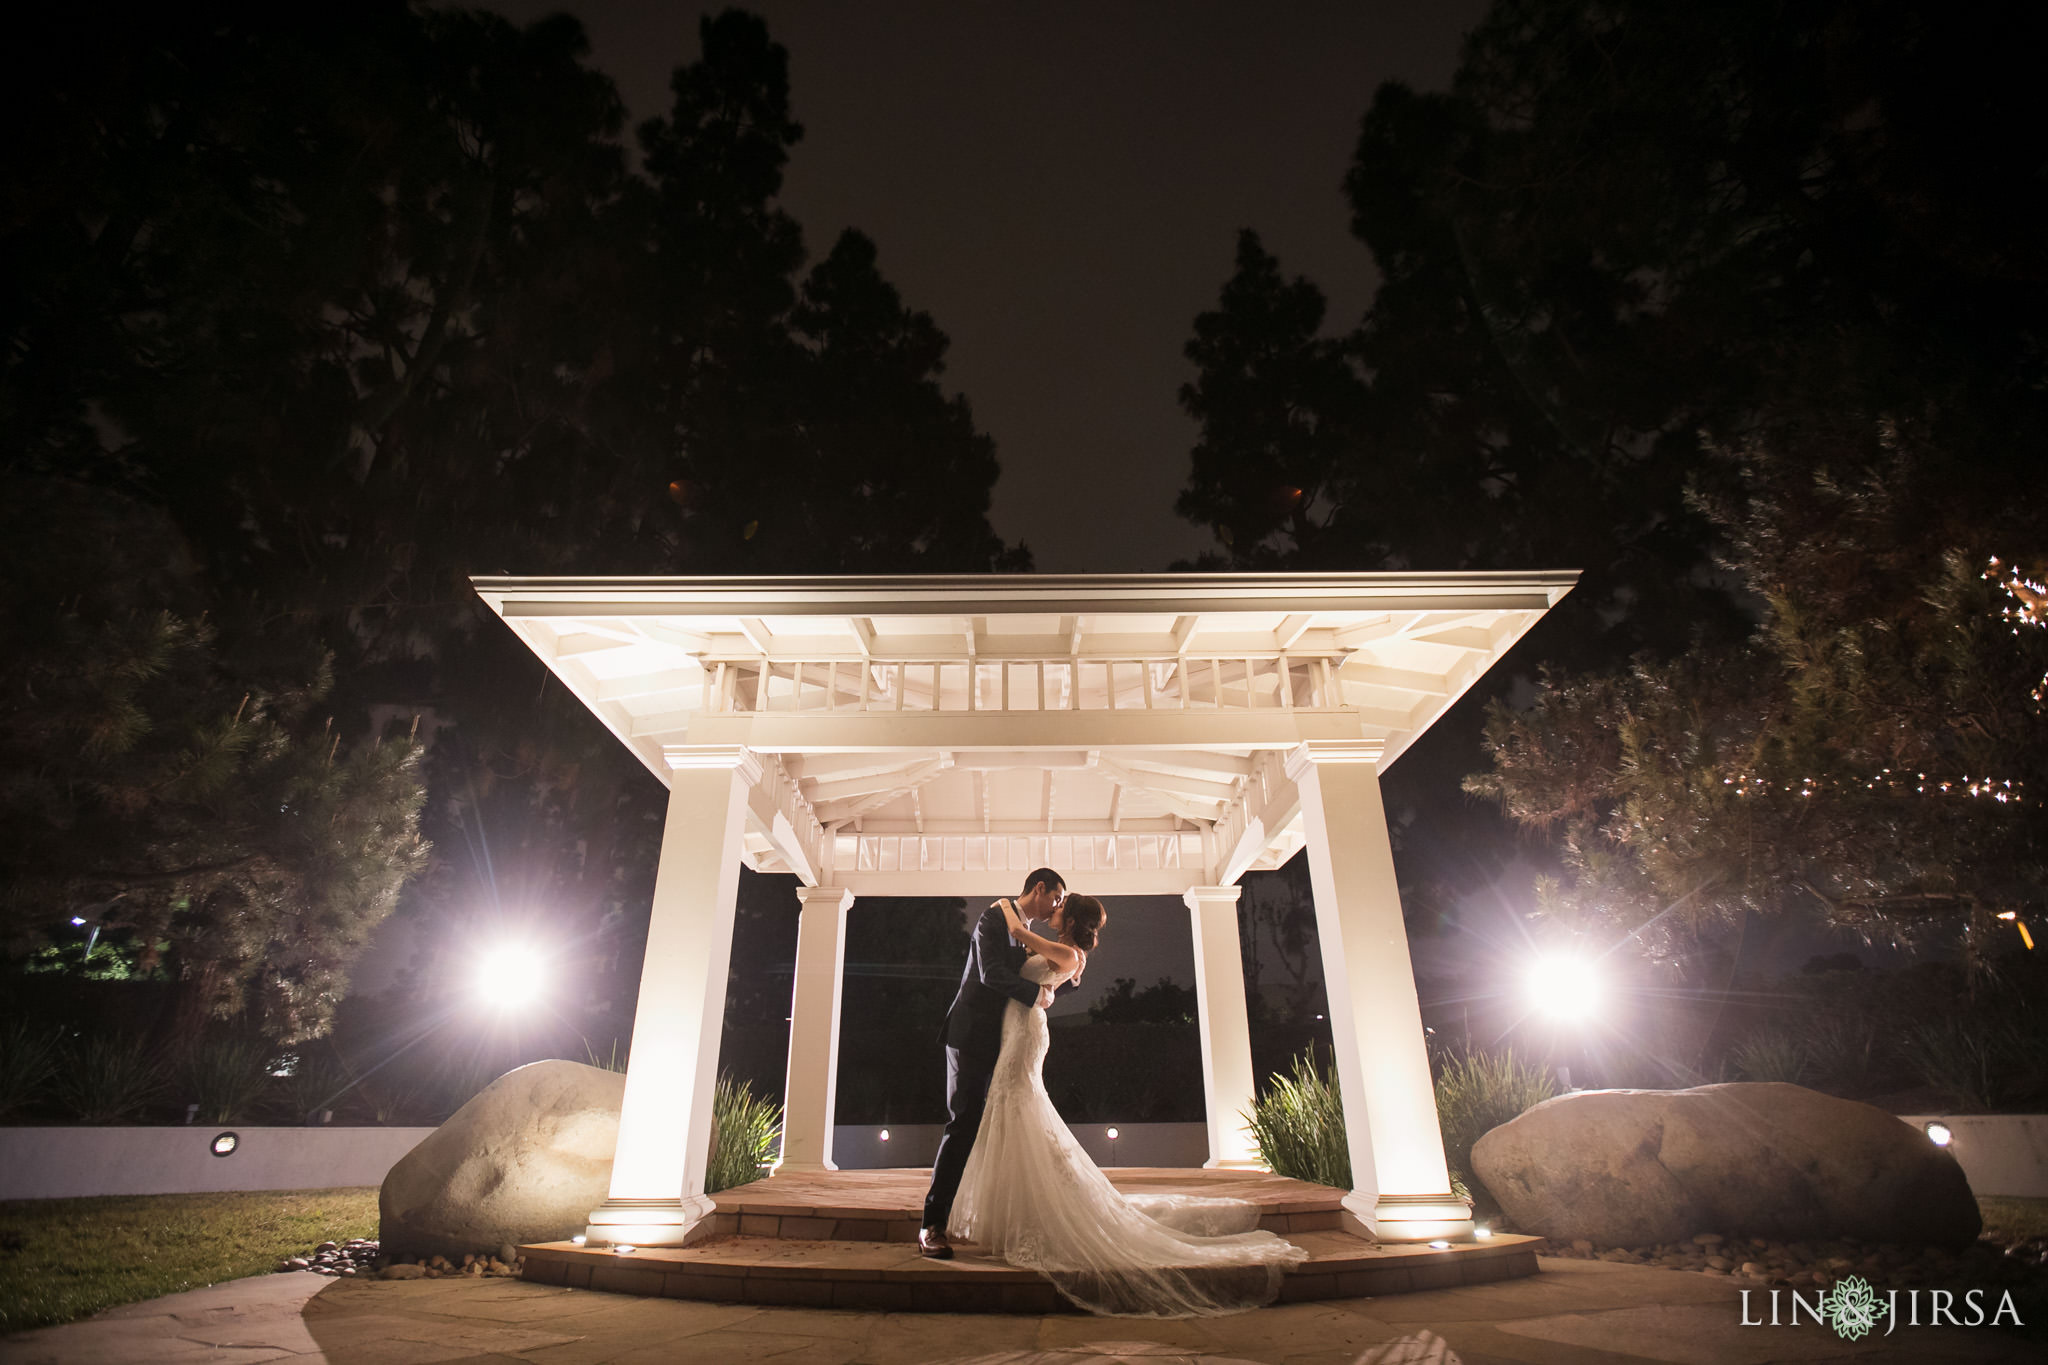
[365,2,1487,1006]
[480,0,1486,572]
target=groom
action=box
[918,866,1071,1258]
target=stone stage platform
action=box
[520,1168,1542,1313]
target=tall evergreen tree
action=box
[1176,0,2048,950]
[3,7,1028,1039]
[0,479,426,1041]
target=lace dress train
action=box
[948,955,1309,1316]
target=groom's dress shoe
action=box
[918,1227,954,1260]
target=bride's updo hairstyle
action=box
[1062,894,1107,952]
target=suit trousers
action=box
[922,1041,997,1231]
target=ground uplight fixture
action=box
[570,1235,587,1245]
[1524,953,1603,1021]
[210,1131,240,1157]
[614,1245,636,1255]
[879,1128,890,1142]
[1474,1226,1493,1240]
[1429,1240,1452,1249]
[473,943,548,1007]
[1925,1121,1954,1147]
[1106,1127,1119,1141]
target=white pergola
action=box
[474,571,1575,1245]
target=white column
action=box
[1184,886,1261,1169]
[586,745,760,1247]
[778,885,855,1173]
[1286,740,1473,1242]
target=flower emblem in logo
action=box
[1821,1275,1882,1341]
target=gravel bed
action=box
[277,1238,528,1280]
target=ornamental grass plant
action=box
[1802,1015,1881,1095]
[707,1072,782,1194]
[49,1034,166,1123]
[1901,1017,2019,1111]
[0,1019,63,1119]
[1432,1048,1557,1216]
[178,1037,275,1125]
[1243,1052,1349,1190]
[1728,1028,1813,1085]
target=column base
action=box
[584,1194,716,1248]
[1342,1191,1476,1243]
[769,1159,840,1176]
[1202,1156,1269,1171]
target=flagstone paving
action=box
[1,1256,2034,1363]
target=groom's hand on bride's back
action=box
[1036,986,1055,1010]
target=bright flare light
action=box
[474,943,548,1007]
[1925,1121,1954,1147]
[1525,953,1603,1022]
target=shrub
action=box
[1243,1052,1349,1190]
[0,1019,63,1119]
[179,1038,275,1124]
[708,1072,781,1194]
[1804,1016,1880,1095]
[50,1035,167,1123]
[1900,1018,2016,1110]
[268,1047,355,1123]
[1434,1049,1557,1215]
[1728,1029,1811,1085]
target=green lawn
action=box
[0,1188,377,1333]
[1981,1196,2048,1243]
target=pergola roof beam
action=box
[805,762,948,803]
[1097,756,1242,804]
[1118,751,1255,781]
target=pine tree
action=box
[0,479,427,1041]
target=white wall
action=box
[0,1127,434,1201]
[825,1121,1209,1170]
[1,1122,1212,1201]
[1899,1114,2048,1198]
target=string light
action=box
[1718,770,2023,804]
[1986,556,2047,706]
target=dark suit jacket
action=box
[939,904,1074,1061]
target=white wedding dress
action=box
[948,953,1310,1316]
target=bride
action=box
[947,893,1310,1317]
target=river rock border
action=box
[276,1236,529,1280]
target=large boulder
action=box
[1471,1082,1980,1248]
[380,1059,626,1258]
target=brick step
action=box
[519,1229,1546,1313]
[698,1165,1348,1242]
